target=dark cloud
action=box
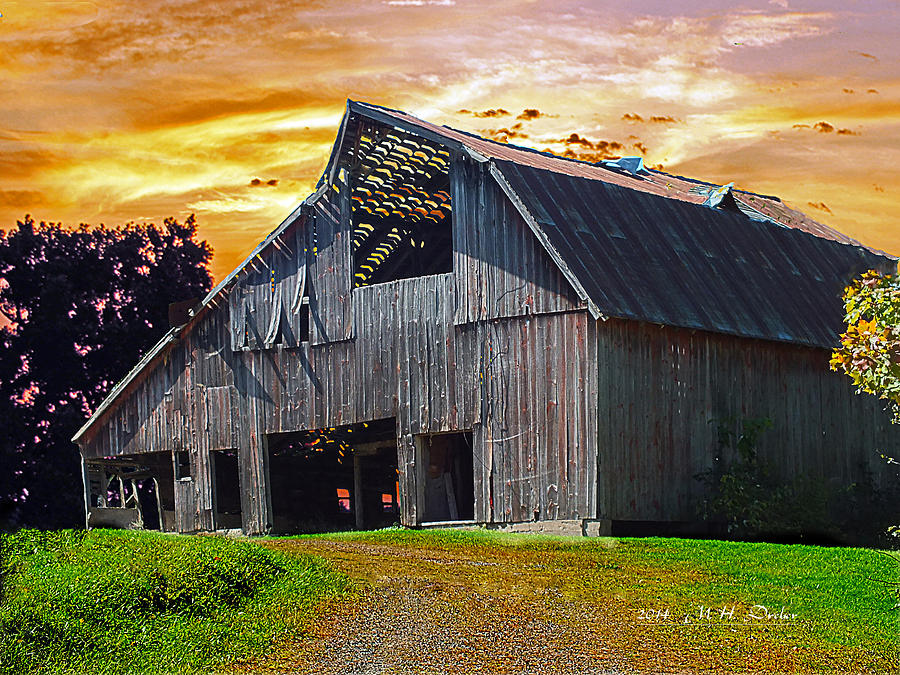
[842,88,854,94]
[874,184,885,193]
[564,133,594,147]
[459,108,510,118]
[622,113,643,122]
[849,50,878,61]
[516,109,543,120]
[249,178,279,187]
[813,121,834,133]
[867,89,879,94]
[488,127,528,140]
[649,115,678,124]
[807,201,832,214]
[836,128,858,135]
[632,142,648,155]
[552,134,625,162]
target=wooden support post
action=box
[131,479,143,528]
[412,435,426,526]
[353,452,364,530]
[80,455,90,530]
[153,477,164,532]
[263,435,274,534]
[444,472,458,521]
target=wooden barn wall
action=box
[598,318,900,523]
[79,273,596,533]
[78,153,596,535]
[452,155,581,325]
[459,311,598,523]
[227,221,306,351]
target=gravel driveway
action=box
[243,538,687,674]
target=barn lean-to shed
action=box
[72,100,899,536]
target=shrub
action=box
[696,417,898,547]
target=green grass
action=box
[0,529,352,674]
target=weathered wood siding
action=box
[310,174,353,345]
[461,312,598,522]
[78,156,595,534]
[598,318,899,522]
[452,155,580,324]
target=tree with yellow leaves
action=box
[831,270,900,422]
[831,269,900,546]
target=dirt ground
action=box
[236,536,858,675]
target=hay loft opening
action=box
[347,124,452,288]
[266,417,399,534]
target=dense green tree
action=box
[0,215,213,529]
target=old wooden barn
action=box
[72,100,899,536]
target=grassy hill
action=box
[0,529,352,673]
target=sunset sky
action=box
[1,0,897,281]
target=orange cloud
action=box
[807,201,832,214]
[516,109,544,120]
[0,190,44,209]
[2,0,899,282]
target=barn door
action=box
[173,478,197,533]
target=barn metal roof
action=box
[491,160,891,348]
[347,100,895,348]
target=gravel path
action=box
[245,539,663,674]
[231,537,888,674]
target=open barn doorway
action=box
[417,431,474,523]
[266,418,399,534]
[83,453,174,531]
[212,450,242,531]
